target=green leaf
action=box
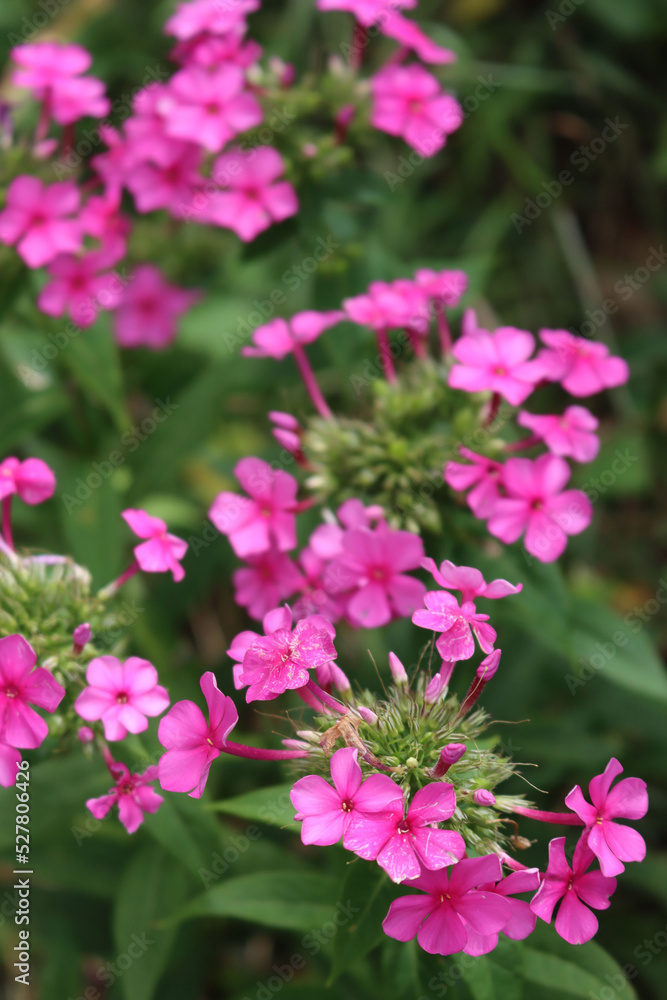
[174,871,339,931]
[143,792,224,878]
[460,946,523,1000]
[569,599,667,704]
[113,845,191,1000]
[328,861,396,984]
[59,320,128,432]
[207,782,297,829]
[521,923,638,1000]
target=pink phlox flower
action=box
[314,658,350,693]
[530,837,617,945]
[122,84,181,167]
[292,547,344,623]
[0,175,81,268]
[207,147,298,241]
[308,500,385,564]
[90,125,137,196]
[170,28,262,69]
[0,634,65,749]
[290,746,403,845]
[387,278,431,335]
[227,605,293,689]
[344,279,426,332]
[412,590,496,661]
[370,65,463,158]
[382,854,511,954]
[37,246,124,328]
[112,265,200,350]
[564,757,648,877]
[74,655,170,741]
[243,310,344,360]
[124,142,203,216]
[164,0,260,39]
[122,508,188,581]
[0,457,56,505]
[449,325,541,406]
[317,0,416,25]
[158,671,238,798]
[86,762,163,834]
[345,781,465,882]
[324,522,425,628]
[379,11,457,64]
[518,406,600,463]
[232,547,304,621]
[487,454,592,562]
[79,192,131,258]
[414,268,468,306]
[421,558,522,604]
[237,613,337,702]
[444,447,504,519]
[536,330,629,397]
[209,456,299,558]
[0,743,22,788]
[459,868,541,956]
[164,66,262,153]
[11,42,109,124]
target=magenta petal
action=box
[353,773,404,814]
[418,906,468,956]
[0,744,21,787]
[408,782,456,824]
[599,820,645,868]
[118,796,145,834]
[22,666,65,711]
[343,812,396,860]
[575,869,617,910]
[134,785,164,814]
[132,686,170,717]
[74,686,115,721]
[86,655,122,691]
[290,773,341,817]
[604,776,648,821]
[454,891,512,935]
[86,793,116,820]
[158,744,219,794]
[503,898,537,940]
[158,699,209,750]
[382,894,437,942]
[411,828,466,870]
[200,671,238,738]
[377,833,421,883]
[564,784,597,825]
[0,634,37,683]
[554,891,598,945]
[449,855,503,895]
[330,746,362,800]
[589,757,624,809]
[3,701,48,749]
[300,810,347,846]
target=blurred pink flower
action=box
[444,447,504,519]
[564,757,648,877]
[487,454,592,562]
[0,457,56,505]
[233,548,304,621]
[112,265,200,350]
[345,782,465,882]
[0,176,81,268]
[124,142,203,216]
[209,457,299,558]
[37,247,123,328]
[75,655,170,742]
[382,854,512,955]
[449,325,541,406]
[87,762,163,834]
[11,42,109,124]
[171,29,262,70]
[0,635,65,750]
[291,746,403,845]
[0,743,22,787]
[414,268,468,306]
[530,837,616,945]
[164,66,262,152]
[208,147,298,241]
[122,508,188,581]
[537,330,629,397]
[370,65,463,158]
[158,671,238,797]
[243,310,344,360]
[164,0,260,40]
[412,590,496,661]
[518,406,600,463]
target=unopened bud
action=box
[424,672,446,704]
[282,738,310,751]
[356,706,378,725]
[459,649,501,717]
[430,743,466,777]
[73,622,92,655]
[296,730,321,744]
[388,652,408,685]
[473,789,496,806]
[78,726,94,744]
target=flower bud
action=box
[459,649,501,717]
[430,743,466,777]
[282,738,310,751]
[356,706,378,725]
[73,622,92,655]
[473,789,496,806]
[78,726,94,744]
[388,652,408,685]
[424,672,445,704]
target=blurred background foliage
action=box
[0,0,666,997]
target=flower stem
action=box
[1,496,14,550]
[99,559,139,597]
[376,327,397,382]
[305,678,347,714]
[435,303,452,355]
[349,21,367,70]
[292,343,333,419]
[484,392,501,428]
[513,806,584,825]
[222,740,308,761]
[505,434,541,452]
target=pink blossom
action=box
[530,837,616,945]
[383,854,512,954]
[292,547,344,623]
[518,406,600,463]
[0,457,56,505]
[233,548,304,621]
[112,265,200,350]
[413,591,496,661]
[309,499,385,562]
[444,447,504,519]
[79,192,131,258]
[0,635,65,749]
[74,655,170,742]
[87,762,163,833]
[237,615,337,702]
[317,0,417,27]
[414,268,468,307]
[11,42,109,124]
[487,454,592,562]
[208,147,298,241]
[227,605,294,689]
[0,743,22,787]
[345,783,465,882]
[122,508,188,581]
[370,65,463,158]
[449,326,541,405]
[344,280,427,333]
[124,143,203,217]
[171,29,262,70]
[47,75,109,125]
[243,310,344,360]
[164,66,262,153]
[164,0,260,39]
[421,558,522,604]
[90,126,137,196]
[209,457,299,558]
[158,672,238,797]
[0,176,81,268]
[564,757,648,877]
[463,868,541,955]
[537,330,629,397]
[290,746,403,845]
[324,522,425,628]
[124,84,177,167]
[37,247,123,328]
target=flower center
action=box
[530,499,543,511]
[120,782,134,795]
[116,692,129,704]
[341,800,354,812]
[370,566,388,582]
[397,819,410,834]
[4,685,18,699]
[493,366,507,376]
